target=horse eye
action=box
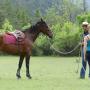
[37,23,39,26]
[47,26,49,29]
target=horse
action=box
[0,19,53,79]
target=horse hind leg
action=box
[16,55,25,79]
[25,53,32,79]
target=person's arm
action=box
[83,36,88,61]
[83,37,87,61]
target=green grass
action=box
[0,56,89,90]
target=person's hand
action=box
[79,42,84,46]
[82,42,84,46]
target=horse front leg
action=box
[16,55,25,79]
[25,53,32,79]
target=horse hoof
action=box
[17,76,21,79]
[16,74,21,79]
[27,76,32,79]
[26,75,32,79]
[17,77,21,79]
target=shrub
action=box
[2,18,15,32]
[51,22,81,56]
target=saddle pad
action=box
[3,34,16,44]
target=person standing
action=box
[80,21,89,79]
[83,24,90,78]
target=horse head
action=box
[36,18,53,38]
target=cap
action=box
[82,21,89,25]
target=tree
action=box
[0,0,30,29]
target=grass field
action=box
[0,56,90,90]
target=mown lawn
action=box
[0,56,90,90]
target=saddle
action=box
[3,30,25,44]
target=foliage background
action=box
[0,0,89,56]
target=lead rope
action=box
[46,37,83,74]
[75,46,81,73]
[47,37,80,55]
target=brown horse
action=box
[0,19,53,79]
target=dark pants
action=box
[80,49,90,78]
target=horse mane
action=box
[22,24,38,33]
[22,20,44,33]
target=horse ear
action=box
[41,18,43,22]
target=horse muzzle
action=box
[49,33,53,39]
